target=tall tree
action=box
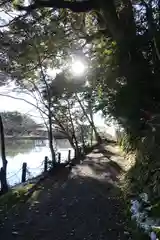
[0,115,8,193]
[12,0,160,136]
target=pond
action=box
[0,138,74,187]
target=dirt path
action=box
[0,143,131,239]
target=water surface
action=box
[0,138,74,186]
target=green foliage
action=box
[149,201,160,218]
[0,184,33,218]
[117,130,140,153]
[118,132,133,153]
[126,139,160,203]
[152,226,160,238]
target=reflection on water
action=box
[5,139,45,157]
[0,139,74,186]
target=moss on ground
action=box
[0,184,33,218]
[152,226,160,238]
[149,201,160,218]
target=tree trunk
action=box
[0,115,8,194]
[48,109,56,164]
[66,99,79,152]
[72,135,79,154]
[88,99,94,146]
[90,127,93,146]
[68,137,77,150]
[80,125,86,150]
[52,113,77,150]
[75,94,102,143]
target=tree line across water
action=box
[0,111,40,136]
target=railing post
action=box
[58,152,61,164]
[21,162,27,183]
[44,156,48,172]
[68,149,71,162]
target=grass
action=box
[148,201,160,218]
[152,226,160,238]
[0,184,33,218]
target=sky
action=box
[0,86,118,139]
[0,84,44,123]
[0,94,42,121]
[0,83,106,126]
[0,68,58,124]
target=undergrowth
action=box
[0,184,33,219]
[117,129,160,238]
[118,129,160,200]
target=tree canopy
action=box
[0,0,159,132]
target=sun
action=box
[71,60,86,77]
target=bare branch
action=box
[0,93,47,116]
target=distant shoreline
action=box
[5,135,67,140]
[5,136,48,140]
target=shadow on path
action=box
[0,144,130,240]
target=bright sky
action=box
[0,83,106,126]
[0,84,44,123]
[0,5,106,128]
[0,69,59,124]
[0,58,107,126]
[0,3,118,140]
[0,95,42,121]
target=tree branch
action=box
[16,0,96,13]
[0,94,47,116]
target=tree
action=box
[74,92,102,143]
[0,8,101,157]
[44,90,87,151]
[12,0,160,136]
[44,70,102,145]
[0,115,8,194]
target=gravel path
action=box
[0,144,130,240]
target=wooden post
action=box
[68,149,71,162]
[44,156,48,172]
[58,152,61,164]
[21,162,27,183]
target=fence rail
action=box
[6,148,78,187]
